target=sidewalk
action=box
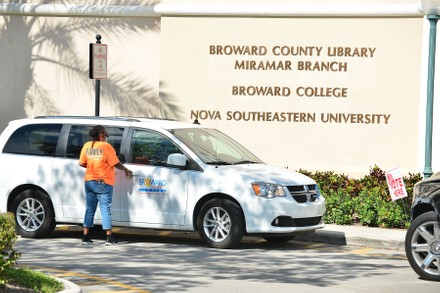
[296,224,407,250]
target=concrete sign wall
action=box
[160,16,423,176]
[0,0,432,176]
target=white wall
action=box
[1,0,437,177]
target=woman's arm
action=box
[114,162,133,177]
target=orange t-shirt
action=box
[79,141,120,186]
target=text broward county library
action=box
[211,44,375,72]
[0,0,437,177]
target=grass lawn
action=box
[1,267,64,293]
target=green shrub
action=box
[402,172,423,206]
[299,166,422,229]
[353,187,411,229]
[354,187,385,227]
[377,199,411,228]
[359,165,388,192]
[322,190,354,225]
[0,212,21,286]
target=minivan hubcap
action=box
[17,198,45,232]
[203,207,231,242]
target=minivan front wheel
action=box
[197,198,245,249]
[11,190,56,238]
[405,211,440,281]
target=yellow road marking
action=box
[34,267,152,293]
[92,291,144,293]
[75,281,104,286]
[51,271,79,278]
[367,253,407,260]
[159,231,172,236]
[350,247,373,254]
[305,242,328,249]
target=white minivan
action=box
[0,116,325,248]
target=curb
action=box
[56,278,82,293]
[295,225,406,251]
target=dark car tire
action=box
[11,189,56,238]
[197,198,245,249]
[405,211,440,281]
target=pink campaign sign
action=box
[385,168,408,201]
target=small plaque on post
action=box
[89,43,107,80]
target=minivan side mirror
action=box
[167,153,188,168]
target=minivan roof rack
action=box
[33,115,176,122]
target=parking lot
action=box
[13,226,439,293]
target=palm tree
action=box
[0,0,183,130]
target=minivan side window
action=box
[3,124,62,156]
[131,129,181,166]
[66,125,124,159]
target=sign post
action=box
[89,34,107,116]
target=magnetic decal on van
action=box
[138,178,167,195]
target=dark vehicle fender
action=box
[411,196,440,222]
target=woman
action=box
[79,125,133,245]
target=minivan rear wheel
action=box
[11,190,56,238]
[405,211,440,281]
[197,198,244,249]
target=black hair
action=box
[89,125,106,141]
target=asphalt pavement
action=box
[56,223,407,292]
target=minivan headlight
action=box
[252,182,286,198]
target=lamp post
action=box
[421,0,440,178]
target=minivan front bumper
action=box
[243,196,326,234]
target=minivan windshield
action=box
[172,128,263,165]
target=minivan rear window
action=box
[3,124,62,156]
[66,125,124,159]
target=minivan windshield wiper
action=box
[205,161,234,165]
[231,160,259,165]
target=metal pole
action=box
[95,79,100,117]
[95,34,101,117]
[424,15,440,178]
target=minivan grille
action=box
[271,216,322,227]
[287,184,319,203]
[292,216,322,227]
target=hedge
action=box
[298,165,422,229]
[0,212,21,286]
